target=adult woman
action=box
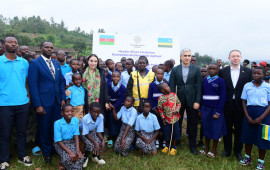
[82,54,109,113]
[126,56,155,111]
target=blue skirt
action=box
[241,106,270,150]
[201,105,227,140]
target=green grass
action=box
[7,121,269,170]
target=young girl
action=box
[54,104,84,170]
[200,63,226,158]
[135,100,160,155]
[110,96,138,156]
[81,102,106,166]
[65,59,79,88]
[106,71,126,147]
[148,68,166,148]
[240,66,270,170]
[66,73,85,123]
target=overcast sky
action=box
[1,0,270,61]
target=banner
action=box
[92,33,180,69]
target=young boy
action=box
[158,83,181,155]
[152,65,158,73]
[121,58,134,87]
[81,102,106,166]
[65,59,79,88]
[163,60,174,83]
[105,59,115,80]
[66,73,85,123]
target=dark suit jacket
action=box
[218,65,252,107]
[28,56,65,107]
[169,64,202,107]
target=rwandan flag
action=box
[99,35,114,45]
[262,124,270,141]
[158,38,172,48]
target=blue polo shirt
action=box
[241,81,270,107]
[54,117,80,143]
[66,85,85,106]
[121,70,131,87]
[135,113,160,133]
[117,106,137,126]
[60,63,71,77]
[81,113,104,135]
[164,71,171,83]
[0,55,29,106]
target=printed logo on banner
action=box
[130,35,145,48]
[158,38,172,48]
[99,35,114,45]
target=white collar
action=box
[230,65,240,71]
[41,55,51,62]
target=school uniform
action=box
[60,63,72,77]
[201,76,227,140]
[121,70,131,87]
[64,71,79,86]
[135,113,160,154]
[66,85,85,123]
[54,117,83,170]
[107,82,126,136]
[114,106,137,156]
[241,81,270,150]
[164,71,171,83]
[81,113,104,152]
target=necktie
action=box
[46,60,55,79]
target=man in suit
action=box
[28,41,65,163]
[169,48,202,154]
[219,49,252,160]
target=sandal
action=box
[162,147,169,153]
[199,150,206,155]
[32,146,42,156]
[107,140,113,148]
[207,152,215,158]
[169,148,177,155]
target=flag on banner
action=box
[158,38,172,48]
[99,35,114,45]
[262,124,270,141]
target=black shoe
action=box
[221,151,231,157]
[44,156,52,164]
[234,153,243,160]
[190,147,198,155]
[18,156,33,166]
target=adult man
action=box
[28,42,65,163]
[19,46,29,58]
[0,39,4,56]
[0,37,32,169]
[56,50,71,76]
[219,50,252,160]
[217,59,223,69]
[170,48,202,154]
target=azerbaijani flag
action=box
[262,124,270,141]
[99,35,114,45]
[158,38,172,48]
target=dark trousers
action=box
[36,102,61,157]
[223,100,243,154]
[179,102,198,148]
[0,103,30,163]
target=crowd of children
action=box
[2,38,270,170]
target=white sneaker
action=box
[92,156,105,165]
[0,162,9,170]
[83,157,89,168]
[155,140,159,149]
[18,156,33,166]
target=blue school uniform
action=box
[64,71,79,86]
[54,117,80,143]
[60,63,71,77]
[81,113,104,135]
[241,81,270,149]
[201,76,227,140]
[121,70,131,87]
[135,113,160,133]
[107,82,126,136]
[164,71,171,83]
[66,85,85,106]
[117,106,137,126]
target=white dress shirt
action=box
[41,55,55,73]
[230,65,240,99]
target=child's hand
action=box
[120,138,126,149]
[105,103,111,111]
[76,150,83,159]
[163,119,167,126]
[93,143,100,155]
[65,89,71,96]
[109,103,115,110]
[254,117,263,126]
[100,140,106,154]
[213,114,220,119]
[69,152,77,162]
[247,116,255,125]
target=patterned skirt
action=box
[54,139,83,170]
[114,123,135,156]
[136,131,156,154]
[73,105,84,123]
[81,130,101,152]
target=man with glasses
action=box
[169,48,202,154]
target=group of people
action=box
[0,36,270,170]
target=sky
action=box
[1,0,270,61]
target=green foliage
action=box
[194,52,216,67]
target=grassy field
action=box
[8,134,269,170]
